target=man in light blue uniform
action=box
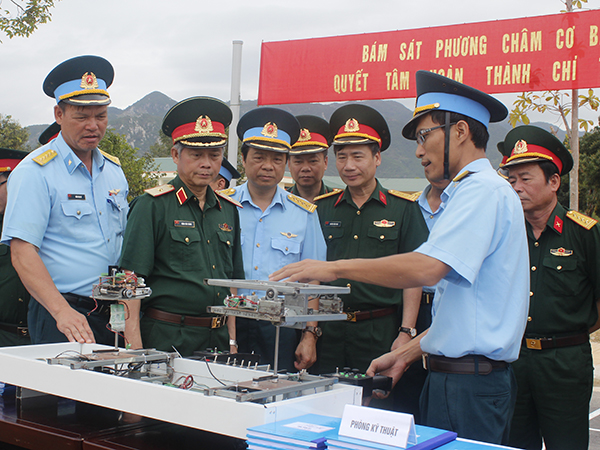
[221,107,327,372]
[271,71,529,445]
[1,56,128,345]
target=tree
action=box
[576,126,600,217]
[0,0,59,40]
[0,113,30,150]
[100,129,158,201]
[147,129,172,157]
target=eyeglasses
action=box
[416,123,457,146]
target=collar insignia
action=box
[176,187,188,205]
[553,215,563,233]
[281,232,298,239]
[550,247,573,257]
[344,118,359,132]
[219,223,233,232]
[81,72,99,90]
[195,115,213,134]
[261,122,278,138]
[514,139,528,154]
[298,128,311,142]
[374,219,395,228]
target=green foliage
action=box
[100,129,158,201]
[0,0,58,40]
[0,113,30,150]
[147,129,172,157]
[577,126,600,216]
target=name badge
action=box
[68,194,86,200]
[174,220,195,228]
[326,221,341,227]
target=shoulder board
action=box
[452,170,472,182]
[287,193,317,213]
[215,190,243,208]
[144,184,175,197]
[314,188,342,202]
[100,150,121,166]
[32,149,57,166]
[566,210,598,230]
[217,188,237,196]
[388,190,421,202]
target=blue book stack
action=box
[326,425,457,450]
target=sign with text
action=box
[258,10,600,105]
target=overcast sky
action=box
[0,0,596,128]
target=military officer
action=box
[221,107,327,372]
[287,115,337,201]
[0,148,31,346]
[502,125,600,450]
[1,55,129,345]
[119,97,244,357]
[210,157,241,191]
[309,104,427,384]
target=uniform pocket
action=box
[169,228,201,271]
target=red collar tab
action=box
[553,215,563,234]
[335,119,382,148]
[334,190,345,207]
[507,141,563,174]
[379,190,387,205]
[176,187,188,205]
[171,116,226,144]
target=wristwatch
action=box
[399,327,417,338]
[302,326,322,339]
[229,339,238,347]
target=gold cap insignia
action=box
[81,72,99,90]
[550,247,573,257]
[281,232,298,239]
[514,140,528,154]
[374,219,396,228]
[261,122,278,138]
[195,115,214,134]
[298,128,311,142]
[344,118,360,132]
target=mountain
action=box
[24,92,572,179]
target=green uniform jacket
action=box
[0,213,30,346]
[286,182,335,201]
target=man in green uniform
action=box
[502,125,600,450]
[0,148,31,346]
[287,115,337,201]
[310,104,428,378]
[119,97,244,356]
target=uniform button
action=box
[328,235,333,239]
[285,247,289,251]
[557,265,562,270]
[226,240,230,245]
[356,211,361,216]
[77,210,81,215]
[207,240,210,244]
[531,266,536,271]
[534,242,539,247]
[18,298,23,302]
[254,266,258,270]
[346,283,351,288]
[354,235,358,240]
[259,219,263,222]
[380,235,385,239]
[429,215,434,219]
[108,238,110,242]
[527,316,532,322]
[185,237,190,243]
[212,265,216,269]
[530,291,533,297]
[99,211,102,215]
[257,243,260,248]
[217,292,220,297]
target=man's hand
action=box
[391,331,412,351]
[54,304,95,344]
[366,349,409,389]
[270,259,338,283]
[294,332,317,370]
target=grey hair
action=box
[173,142,185,157]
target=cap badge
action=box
[298,128,311,142]
[261,122,278,138]
[550,247,573,257]
[195,115,214,134]
[344,118,360,132]
[80,72,99,90]
[514,140,528,155]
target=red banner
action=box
[258,10,600,105]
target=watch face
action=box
[314,327,323,337]
[410,328,417,338]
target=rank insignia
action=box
[109,189,121,196]
[550,247,573,257]
[567,210,598,230]
[174,220,195,228]
[195,115,213,134]
[325,221,341,227]
[374,219,395,228]
[379,190,387,205]
[81,72,99,90]
[287,193,317,213]
[281,232,298,239]
[553,215,563,233]
[176,187,188,205]
[145,184,175,197]
[514,139,528,154]
[298,128,311,142]
[219,223,233,232]
[32,149,57,166]
[344,118,359,132]
[261,122,278,138]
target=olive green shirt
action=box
[287,181,335,201]
[119,176,244,315]
[526,202,600,336]
[0,213,29,327]
[315,180,428,310]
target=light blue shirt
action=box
[229,183,327,295]
[416,158,529,362]
[1,133,129,297]
[417,184,446,294]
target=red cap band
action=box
[335,123,381,148]
[172,120,226,144]
[507,143,563,174]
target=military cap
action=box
[39,122,61,146]
[290,115,332,155]
[43,55,114,106]
[162,97,232,148]
[237,107,300,153]
[496,140,510,178]
[329,104,391,151]
[0,148,29,173]
[219,157,241,182]
[402,70,507,140]
[502,125,573,176]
